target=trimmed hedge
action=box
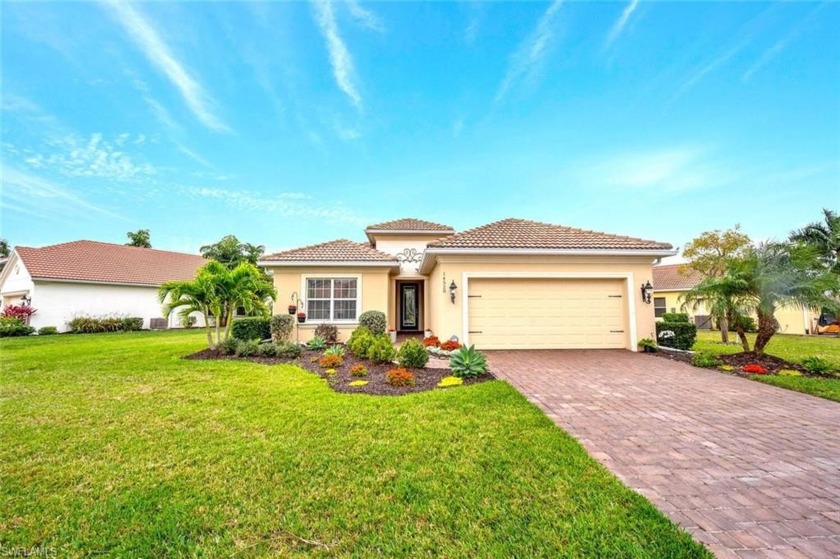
[0,317,35,337]
[231,317,270,341]
[67,316,144,334]
[38,326,59,336]
[660,312,690,323]
[358,311,387,335]
[656,321,697,351]
[270,314,295,343]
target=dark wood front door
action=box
[399,282,420,331]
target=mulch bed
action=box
[185,347,493,396]
[647,347,835,378]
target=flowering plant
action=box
[1,304,37,322]
[657,330,675,339]
[422,336,440,348]
[743,363,769,374]
[439,340,462,351]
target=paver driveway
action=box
[487,350,840,559]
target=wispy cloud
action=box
[312,0,363,111]
[743,5,826,82]
[333,120,361,141]
[1,165,127,220]
[346,0,385,33]
[102,1,230,132]
[604,0,639,49]
[495,0,564,103]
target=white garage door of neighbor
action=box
[467,278,628,350]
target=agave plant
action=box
[449,345,488,379]
[324,344,345,358]
[307,336,327,351]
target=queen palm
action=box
[790,208,840,273]
[159,261,277,349]
[681,268,752,352]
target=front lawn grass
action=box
[0,331,708,558]
[750,375,840,403]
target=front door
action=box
[399,282,420,331]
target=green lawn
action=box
[750,375,840,403]
[0,331,707,558]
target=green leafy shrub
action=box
[358,310,387,334]
[366,335,396,363]
[655,322,697,351]
[801,356,834,374]
[257,343,278,357]
[350,364,368,377]
[661,312,690,323]
[220,337,239,355]
[66,315,141,334]
[276,342,302,359]
[324,345,345,358]
[270,314,295,343]
[37,326,58,336]
[231,317,270,341]
[397,338,429,368]
[690,351,721,368]
[307,336,327,351]
[0,317,35,337]
[778,368,802,377]
[450,345,488,378]
[386,367,414,386]
[67,316,106,334]
[235,339,261,357]
[314,323,339,344]
[637,338,657,351]
[437,376,464,388]
[347,327,374,357]
[120,317,143,331]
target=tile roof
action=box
[261,239,398,263]
[426,218,673,250]
[15,240,207,286]
[365,218,454,232]
[653,264,703,291]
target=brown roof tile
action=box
[15,240,206,286]
[261,239,398,263]
[427,218,673,250]
[653,264,703,291]
[365,218,454,232]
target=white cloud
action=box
[38,133,157,182]
[495,0,564,103]
[604,0,639,49]
[102,1,230,132]
[346,0,384,33]
[312,0,363,111]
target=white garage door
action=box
[467,278,628,350]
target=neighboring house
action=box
[0,240,207,332]
[652,264,819,335]
[259,218,676,351]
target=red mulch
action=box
[185,347,493,396]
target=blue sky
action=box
[2,1,838,259]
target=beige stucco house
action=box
[259,218,677,351]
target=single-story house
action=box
[0,240,207,332]
[652,263,819,335]
[259,218,677,351]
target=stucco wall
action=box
[0,256,35,302]
[426,255,659,351]
[268,266,392,342]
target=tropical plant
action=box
[681,268,752,351]
[790,208,840,273]
[125,229,151,248]
[637,338,657,351]
[314,323,339,344]
[307,336,327,351]
[358,310,387,334]
[324,345,345,358]
[1,304,37,323]
[449,345,488,378]
[159,261,277,349]
[200,235,265,269]
[397,338,429,368]
[801,356,834,374]
[690,351,721,368]
[270,314,295,343]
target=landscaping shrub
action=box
[437,376,464,388]
[1,304,37,322]
[0,317,35,338]
[347,327,374,357]
[386,367,415,387]
[637,338,657,352]
[324,345,345,358]
[358,310,387,334]
[366,335,396,363]
[270,314,295,343]
[350,364,368,377]
[231,317,270,341]
[690,351,721,368]
[801,356,834,374]
[307,336,327,351]
[439,340,462,352]
[67,316,106,333]
[67,315,141,334]
[220,337,239,355]
[743,363,769,375]
[397,338,429,368]
[276,342,302,359]
[423,336,440,348]
[730,315,757,333]
[348,380,368,387]
[37,326,58,336]
[235,339,261,357]
[314,323,339,344]
[718,364,735,372]
[661,312,690,323]
[319,354,343,368]
[450,345,488,378]
[655,322,696,351]
[257,343,278,357]
[121,317,143,331]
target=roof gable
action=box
[427,218,673,250]
[261,239,398,264]
[365,218,454,233]
[14,240,206,286]
[652,264,703,291]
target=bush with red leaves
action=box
[1,304,37,321]
[386,367,415,387]
[439,340,462,351]
[743,363,769,375]
[422,336,440,347]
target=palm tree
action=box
[159,261,276,349]
[681,269,752,352]
[790,208,840,273]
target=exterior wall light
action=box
[641,281,653,304]
[449,280,458,304]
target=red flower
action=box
[423,336,440,347]
[439,340,462,351]
[743,363,768,374]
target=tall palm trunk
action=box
[202,307,214,348]
[718,314,730,343]
[754,309,777,356]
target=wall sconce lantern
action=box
[20,294,32,306]
[641,281,653,304]
[449,280,458,304]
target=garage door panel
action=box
[468,278,627,350]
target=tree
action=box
[126,229,152,248]
[0,239,9,258]
[159,261,277,349]
[790,208,840,274]
[200,235,265,269]
[681,226,752,342]
[681,269,752,352]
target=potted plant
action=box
[638,338,657,353]
[296,311,306,324]
[288,304,297,315]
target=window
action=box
[306,278,358,322]
[654,297,667,318]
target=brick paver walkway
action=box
[487,350,840,559]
